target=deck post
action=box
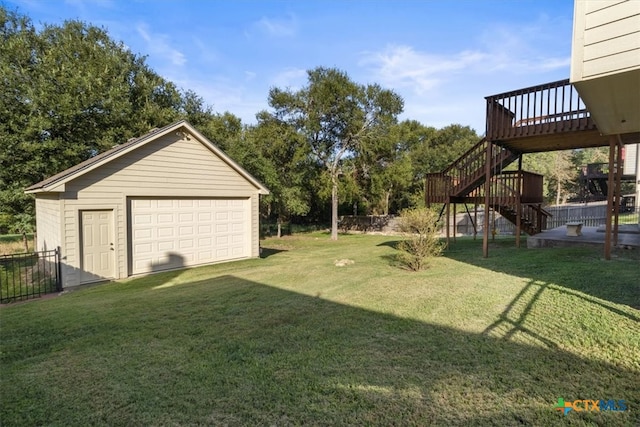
[453,203,457,242]
[483,141,492,257]
[614,140,623,246]
[424,179,429,209]
[515,156,523,248]
[474,202,478,240]
[604,136,617,260]
[445,200,450,248]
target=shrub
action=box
[396,208,443,271]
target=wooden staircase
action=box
[425,140,550,236]
[430,78,638,256]
[443,137,519,198]
[494,203,550,235]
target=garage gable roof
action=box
[25,120,269,194]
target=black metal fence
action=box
[0,248,62,303]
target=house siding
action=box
[572,0,640,81]
[251,194,259,257]
[35,194,61,252]
[570,0,640,135]
[624,143,638,176]
[58,132,261,287]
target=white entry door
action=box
[80,210,115,282]
[129,198,250,275]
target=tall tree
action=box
[0,8,194,231]
[523,150,577,204]
[550,150,577,205]
[356,121,416,215]
[267,67,403,239]
[250,112,313,236]
[410,123,478,177]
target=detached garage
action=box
[25,120,269,288]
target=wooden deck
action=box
[485,79,640,153]
[427,78,638,251]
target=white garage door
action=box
[130,198,250,275]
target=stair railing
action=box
[440,138,518,197]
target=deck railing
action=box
[486,79,597,140]
[490,171,544,205]
[425,170,544,205]
[424,172,450,205]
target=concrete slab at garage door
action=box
[130,198,250,274]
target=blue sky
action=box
[6,0,575,133]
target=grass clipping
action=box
[396,208,444,271]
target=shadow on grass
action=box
[2,275,637,426]
[260,247,287,258]
[483,279,560,348]
[376,240,402,249]
[441,237,640,310]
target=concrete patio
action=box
[527,224,640,249]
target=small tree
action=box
[396,208,443,271]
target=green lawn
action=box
[1,233,638,426]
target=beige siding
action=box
[571,0,640,135]
[35,194,61,252]
[251,194,259,257]
[572,0,640,81]
[34,195,78,287]
[60,133,261,285]
[69,134,257,197]
[624,143,638,176]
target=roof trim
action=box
[25,120,269,195]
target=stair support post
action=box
[453,203,457,242]
[474,203,478,240]
[515,156,523,247]
[605,136,617,260]
[445,199,450,248]
[483,141,492,258]
[614,139,623,246]
[464,204,477,238]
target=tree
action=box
[411,124,479,176]
[523,150,576,204]
[0,8,198,230]
[356,122,416,215]
[267,67,403,239]
[550,151,575,205]
[251,112,314,236]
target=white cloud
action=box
[360,45,486,94]
[270,68,307,90]
[136,23,186,67]
[256,14,297,37]
[192,37,219,64]
[475,15,572,74]
[169,74,267,123]
[534,57,572,72]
